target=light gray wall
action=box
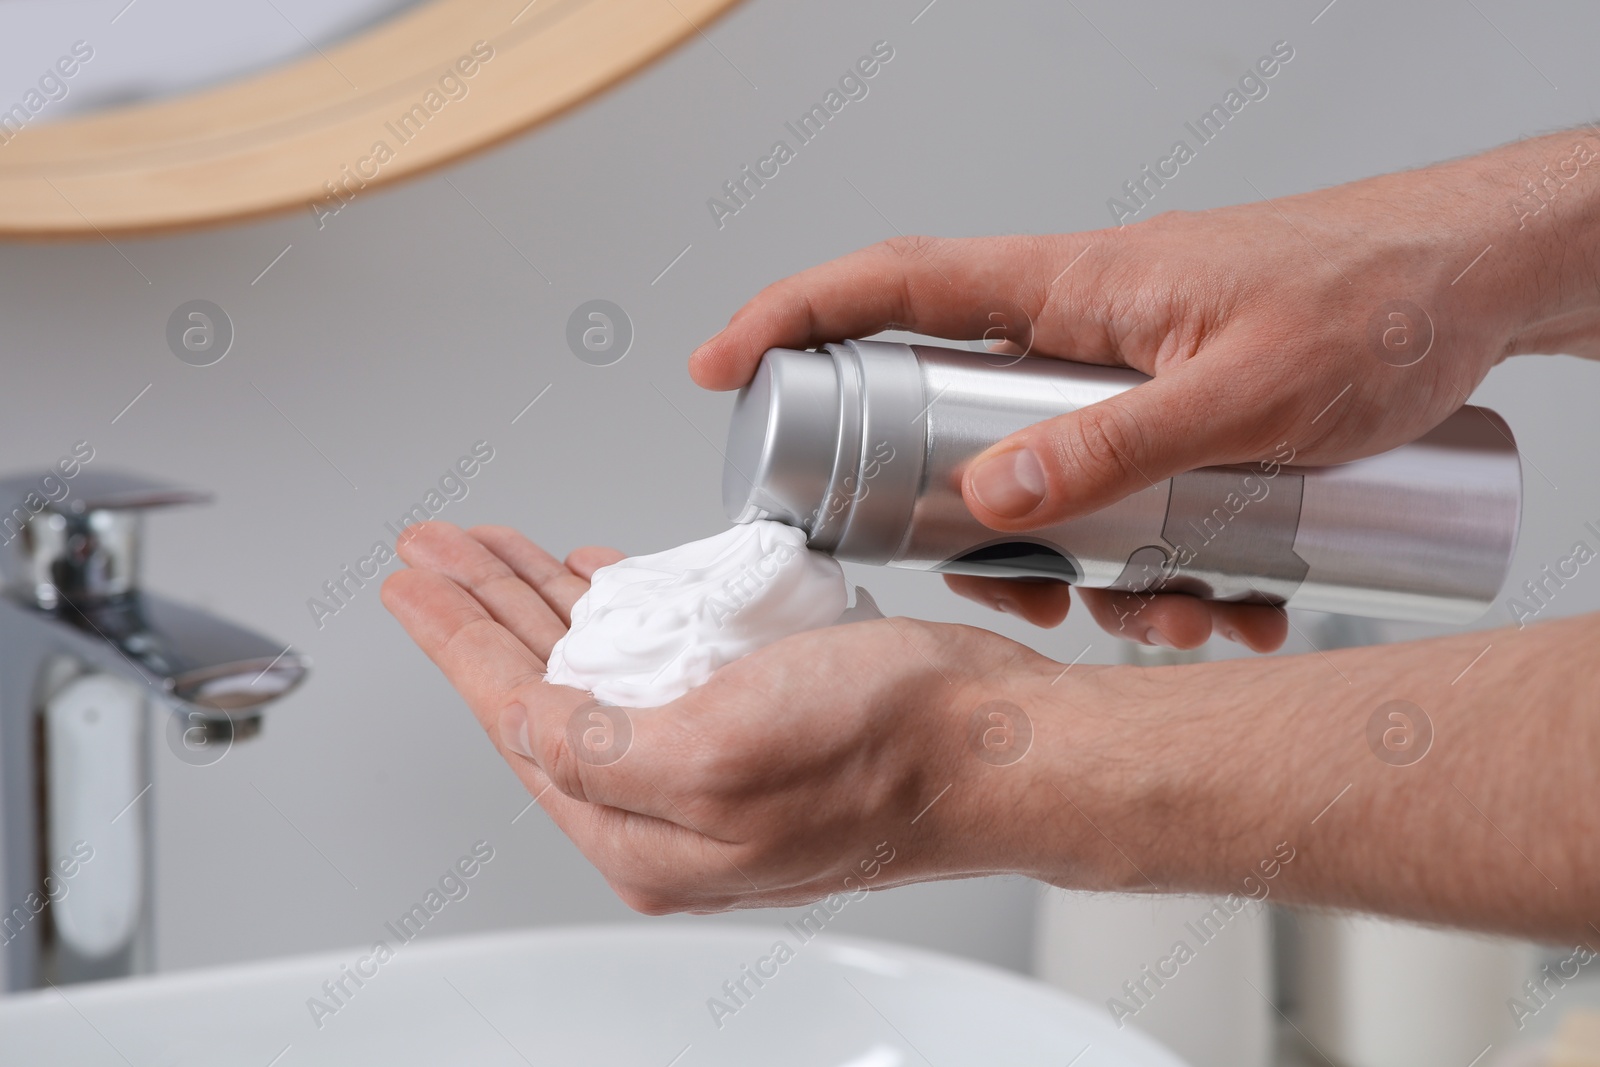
[0,0,1596,980]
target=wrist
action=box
[999,659,1204,891]
[1456,130,1600,358]
[945,644,1095,880]
[1013,657,1295,895]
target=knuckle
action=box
[740,277,806,324]
[474,569,527,602]
[439,614,497,660]
[880,234,941,261]
[526,557,572,589]
[1058,409,1143,489]
[458,553,516,592]
[749,276,792,305]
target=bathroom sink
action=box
[0,924,1189,1066]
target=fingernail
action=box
[1145,628,1174,648]
[994,597,1017,615]
[499,703,533,759]
[969,448,1047,518]
[1220,627,1241,643]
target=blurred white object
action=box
[1293,913,1532,1067]
[44,673,144,961]
[1035,891,1274,1067]
[0,1,424,119]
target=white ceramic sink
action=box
[0,924,1189,1066]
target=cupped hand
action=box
[689,163,1540,651]
[381,521,1085,914]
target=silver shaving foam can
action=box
[721,339,1522,624]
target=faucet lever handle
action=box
[0,468,211,520]
[48,469,210,516]
[0,468,212,609]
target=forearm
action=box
[1025,612,1600,942]
[1424,128,1600,361]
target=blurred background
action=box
[2,1,1598,1064]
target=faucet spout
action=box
[60,591,311,724]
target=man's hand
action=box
[380,522,1123,913]
[690,131,1600,652]
[385,522,1600,941]
[382,132,1600,941]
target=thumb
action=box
[961,362,1269,529]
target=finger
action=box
[528,770,745,910]
[380,567,666,813]
[962,359,1280,529]
[382,568,707,835]
[508,692,737,832]
[942,574,1073,628]
[380,567,558,718]
[512,754,889,913]
[397,522,570,661]
[443,531,736,827]
[1207,601,1290,652]
[565,545,626,580]
[468,525,590,627]
[1077,589,1289,652]
[503,755,756,914]
[1078,588,1217,650]
[688,235,1087,390]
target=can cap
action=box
[722,348,841,531]
[724,340,926,561]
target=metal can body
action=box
[722,340,1522,624]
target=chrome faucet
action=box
[0,469,309,991]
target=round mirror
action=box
[0,0,743,236]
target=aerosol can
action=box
[721,339,1521,623]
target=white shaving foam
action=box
[545,520,848,707]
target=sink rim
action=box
[0,921,1190,1065]
[0,921,1051,1008]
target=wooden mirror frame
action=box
[0,0,743,237]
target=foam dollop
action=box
[544,520,848,707]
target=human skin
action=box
[690,128,1600,650]
[383,523,1600,943]
[384,130,1600,941]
